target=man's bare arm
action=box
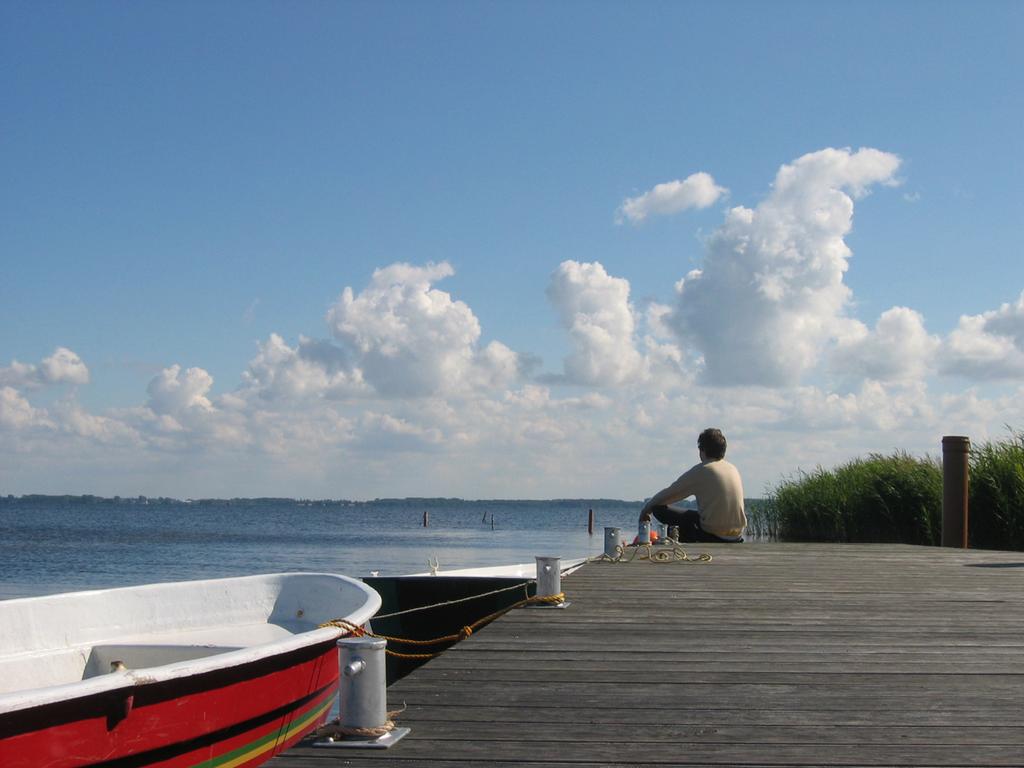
[639,470,696,521]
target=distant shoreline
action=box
[1,494,652,507]
[0,495,771,509]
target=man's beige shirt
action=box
[656,459,747,538]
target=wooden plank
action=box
[318,722,1024,745]
[276,741,1024,766]
[268,542,1024,767]
[302,703,1020,728]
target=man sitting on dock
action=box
[639,428,746,543]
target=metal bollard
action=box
[637,519,652,545]
[536,556,560,597]
[604,527,622,558]
[339,636,387,730]
[657,523,667,540]
[533,556,569,608]
[315,636,410,749]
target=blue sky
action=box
[2,1,1023,499]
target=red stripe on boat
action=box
[0,638,339,768]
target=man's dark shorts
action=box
[649,505,743,543]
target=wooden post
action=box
[422,510,429,527]
[941,435,969,548]
[587,508,594,535]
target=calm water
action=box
[0,498,644,599]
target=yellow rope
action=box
[316,704,408,740]
[320,592,567,659]
[589,543,712,564]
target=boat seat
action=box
[83,643,242,679]
[80,621,302,679]
[117,621,300,648]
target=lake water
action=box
[0,498,646,599]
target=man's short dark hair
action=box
[698,428,727,460]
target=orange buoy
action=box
[631,529,659,545]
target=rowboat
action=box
[0,572,381,768]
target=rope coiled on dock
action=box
[315,703,408,740]
[589,543,712,564]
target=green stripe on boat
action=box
[196,689,333,768]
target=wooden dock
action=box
[270,542,1024,767]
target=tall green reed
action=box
[767,452,942,544]
[968,431,1024,550]
[764,432,1024,547]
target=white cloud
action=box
[146,365,214,417]
[237,407,349,457]
[617,172,727,224]
[470,340,522,391]
[644,302,675,340]
[940,291,1024,379]
[831,307,939,382]
[774,380,934,432]
[356,411,444,452]
[0,386,54,430]
[668,147,903,386]
[326,262,521,397]
[55,402,140,443]
[40,347,90,386]
[985,292,1024,346]
[241,333,368,401]
[9,150,1024,501]
[0,347,89,390]
[546,261,644,386]
[0,361,36,389]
